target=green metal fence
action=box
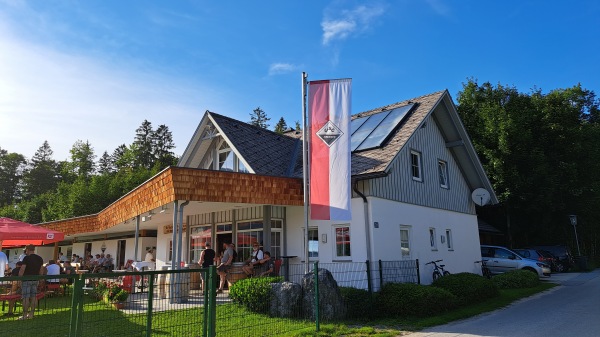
[0,260,418,336]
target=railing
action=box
[0,259,418,336]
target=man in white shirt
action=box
[0,244,8,277]
[145,249,154,262]
[46,260,61,283]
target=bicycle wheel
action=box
[443,271,451,276]
[432,271,442,280]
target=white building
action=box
[41,90,497,285]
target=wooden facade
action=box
[41,167,303,235]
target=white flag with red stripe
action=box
[309,78,352,220]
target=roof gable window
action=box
[218,142,234,171]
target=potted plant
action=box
[111,289,130,309]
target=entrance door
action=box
[117,240,126,269]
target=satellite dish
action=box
[471,188,490,206]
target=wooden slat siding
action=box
[366,115,474,214]
[40,167,303,235]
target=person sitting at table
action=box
[242,242,263,277]
[63,261,76,284]
[46,260,61,284]
[3,262,23,316]
[123,259,134,271]
[257,252,275,277]
[102,254,114,272]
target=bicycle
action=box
[475,259,492,279]
[425,259,450,280]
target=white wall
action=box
[369,197,481,284]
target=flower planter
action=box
[112,302,126,310]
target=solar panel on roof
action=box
[350,110,390,151]
[350,116,369,135]
[355,104,414,151]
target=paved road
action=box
[405,270,600,337]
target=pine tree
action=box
[249,107,270,129]
[274,117,288,134]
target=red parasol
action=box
[0,217,65,247]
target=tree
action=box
[22,141,59,199]
[274,117,288,134]
[456,79,600,250]
[133,120,155,169]
[68,140,96,180]
[98,151,114,174]
[0,148,26,206]
[152,124,177,169]
[295,121,301,131]
[249,107,270,129]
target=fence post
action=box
[69,276,84,337]
[146,270,155,337]
[365,260,372,296]
[378,260,383,288]
[416,259,420,285]
[207,266,217,337]
[314,261,320,332]
[202,269,209,337]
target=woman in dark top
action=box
[199,242,216,291]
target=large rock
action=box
[269,282,303,318]
[302,268,347,320]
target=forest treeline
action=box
[1,80,599,258]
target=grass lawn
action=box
[0,283,555,337]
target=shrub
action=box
[432,272,499,305]
[228,276,283,313]
[376,283,457,317]
[339,287,376,319]
[492,270,540,289]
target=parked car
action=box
[513,248,558,272]
[528,245,574,272]
[481,245,551,278]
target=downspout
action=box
[177,201,190,269]
[175,200,190,304]
[170,201,179,303]
[134,215,140,261]
[353,179,372,262]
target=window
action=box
[306,228,319,259]
[218,142,234,171]
[334,225,351,258]
[429,228,437,250]
[400,226,411,258]
[237,220,264,262]
[445,229,453,250]
[270,219,283,259]
[411,150,422,181]
[438,160,449,188]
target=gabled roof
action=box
[179,90,497,204]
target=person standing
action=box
[145,248,155,262]
[216,243,234,293]
[199,242,215,291]
[0,243,8,277]
[18,244,44,320]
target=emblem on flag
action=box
[316,120,343,147]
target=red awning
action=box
[0,217,65,247]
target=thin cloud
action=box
[0,23,226,160]
[321,4,385,45]
[268,63,298,76]
[426,0,452,18]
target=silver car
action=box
[481,245,551,278]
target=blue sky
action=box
[1,0,599,161]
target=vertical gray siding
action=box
[364,115,475,214]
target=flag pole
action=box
[302,71,310,273]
